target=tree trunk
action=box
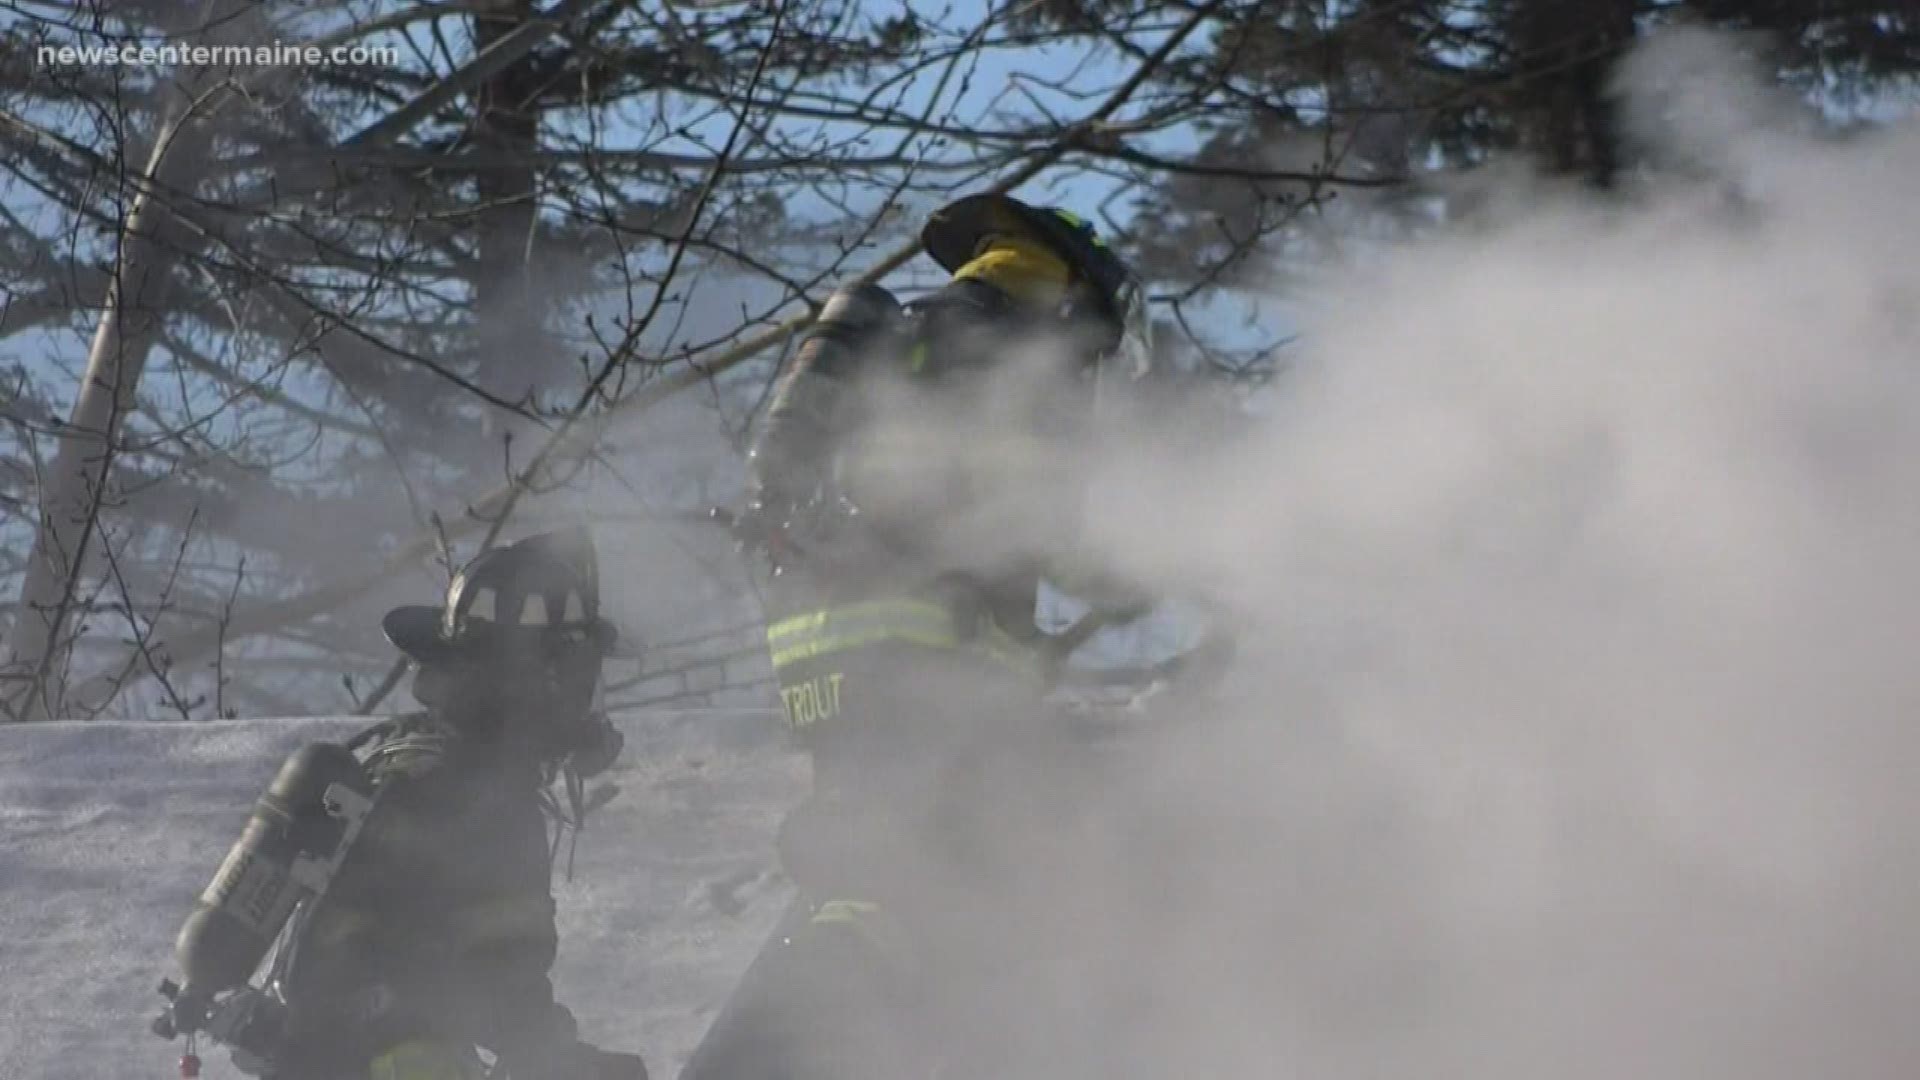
[473,0,550,421]
[1510,0,1639,186]
[2,116,213,720]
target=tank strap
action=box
[344,718,398,753]
[358,727,452,782]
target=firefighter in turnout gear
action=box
[155,529,647,1080]
[685,194,1157,1080]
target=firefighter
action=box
[686,194,1156,1079]
[162,529,648,1080]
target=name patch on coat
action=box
[780,672,845,730]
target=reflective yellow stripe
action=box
[810,899,883,927]
[369,1040,481,1080]
[766,599,1046,682]
[1050,208,1109,249]
[770,626,959,670]
[768,600,957,643]
[808,898,915,967]
[975,626,1049,680]
[767,601,961,667]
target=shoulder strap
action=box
[897,278,1029,377]
[343,717,397,754]
[351,712,452,786]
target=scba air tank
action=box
[174,741,374,1000]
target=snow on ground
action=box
[0,712,806,1080]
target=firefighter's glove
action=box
[716,500,800,571]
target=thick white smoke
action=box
[932,30,1920,1080]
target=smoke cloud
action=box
[825,29,1920,1080]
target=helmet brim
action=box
[381,605,459,662]
[922,193,1040,275]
